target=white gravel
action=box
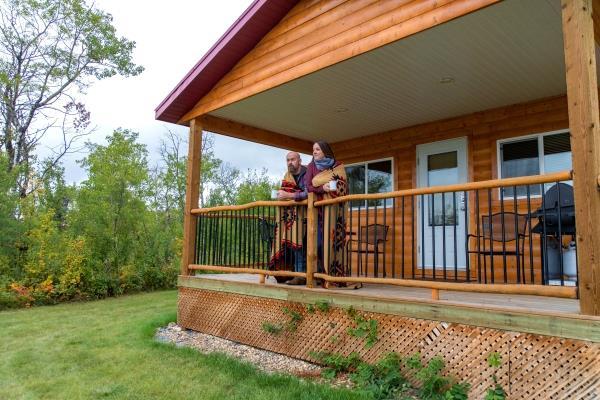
[155,323,323,378]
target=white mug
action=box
[329,180,337,191]
[271,189,278,199]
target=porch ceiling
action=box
[209,0,568,144]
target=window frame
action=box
[345,157,395,209]
[496,128,571,199]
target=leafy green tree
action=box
[0,0,143,196]
[0,152,19,277]
[72,129,149,295]
[205,162,241,207]
[236,168,276,204]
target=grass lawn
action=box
[0,291,367,400]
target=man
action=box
[277,152,307,202]
[273,152,307,285]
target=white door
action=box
[416,137,468,270]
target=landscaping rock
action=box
[155,323,325,379]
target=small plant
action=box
[485,352,507,400]
[350,352,409,400]
[261,321,283,335]
[315,299,331,313]
[261,307,304,335]
[346,307,378,348]
[282,307,303,332]
[305,300,330,314]
[310,351,362,380]
[329,334,340,344]
[406,352,470,400]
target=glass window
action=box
[345,159,393,208]
[498,131,571,197]
[346,164,365,208]
[543,132,571,173]
[427,152,458,226]
[367,160,392,207]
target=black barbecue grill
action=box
[531,183,576,283]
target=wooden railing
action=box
[313,171,577,299]
[189,200,308,283]
[187,171,579,299]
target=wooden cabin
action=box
[156,1,600,397]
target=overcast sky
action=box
[45,0,310,183]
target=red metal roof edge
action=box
[155,0,299,124]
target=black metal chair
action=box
[348,224,389,276]
[467,212,529,283]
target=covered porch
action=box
[158,0,600,397]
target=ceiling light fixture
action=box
[439,77,455,84]
[335,107,349,113]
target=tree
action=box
[236,168,276,204]
[0,0,143,196]
[73,129,149,295]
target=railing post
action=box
[181,118,203,276]
[306,192,318,288]
[562,0,600,315]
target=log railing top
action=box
[191,199,308,214]
[314,171,573,206]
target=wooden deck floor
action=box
[197,273,580,314]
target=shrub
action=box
[350,353,408,400]
[406,352,470,400]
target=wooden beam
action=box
[191,199,307,214]
[562,0,600,315]
[181,118,203,276]
[305,192,317,288]
[312,273,577,299]
[199,115,313,154]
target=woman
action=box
[305,141,354,287]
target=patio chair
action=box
[467,212,529,283]
[348,224,389,276]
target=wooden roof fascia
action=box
[155,0,299,124]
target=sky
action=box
[43,0,311,183]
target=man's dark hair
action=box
[316,141,335,159]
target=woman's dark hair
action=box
[315,140,335,159]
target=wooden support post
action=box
[431,289,440,301]
[562,0,600,315]
[258,274,266,284]
[181,118,203,276]
[306,192,317,288]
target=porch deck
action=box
[180,273,599,343]
[198,273,579,314]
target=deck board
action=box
[196,273,580,314]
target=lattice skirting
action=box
[178,287,600,399]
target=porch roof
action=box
[157,0,572,147]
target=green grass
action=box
[0,291,367,400]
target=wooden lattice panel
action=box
[178,287,600,399]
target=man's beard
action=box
[288,165,300,174]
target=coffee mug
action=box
[271,189,278,199]
[329,180,337,191]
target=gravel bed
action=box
[155,323,333,381]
